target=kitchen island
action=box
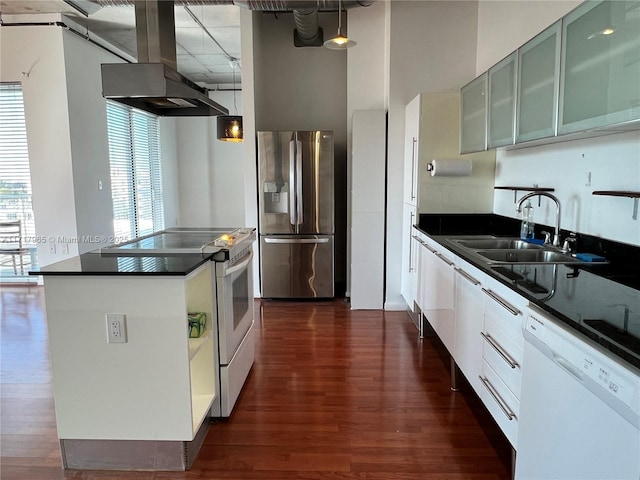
[31,252,218,470]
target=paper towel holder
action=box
[426,158,473,176]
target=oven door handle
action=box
[264,237,329,244]
[224,249,254,276]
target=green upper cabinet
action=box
[460,73,488,154]
[559,0,640,134]
[488,52,517,148]
[516,21,562,143]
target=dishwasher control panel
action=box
[524,313,639,413]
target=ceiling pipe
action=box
[93,0,374,11]
[92,0,374,50]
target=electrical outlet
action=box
[106,314,127,343]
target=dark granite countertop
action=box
[29,252,212,276]
[417,214,640,371]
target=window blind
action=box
[0,83,36,240]
[106,101,164,240]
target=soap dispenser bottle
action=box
[520,200,535,240]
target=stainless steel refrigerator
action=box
[257,131,334,298]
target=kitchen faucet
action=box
[516,192,562,248]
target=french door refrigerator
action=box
[258,131,334,298]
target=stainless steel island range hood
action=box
[101,0,228,117]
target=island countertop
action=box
[29,252,212,276]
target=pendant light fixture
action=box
[323,0,356,50]
[217,60,243,142]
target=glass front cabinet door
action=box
[460,73,488,154]
[488,52,517,148]
[559,0,640,134]
[516,21,562,143]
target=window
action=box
[106,101,164,240]
[0,83,37,277]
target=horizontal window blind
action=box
[106,101,164,241]
[0,83,36,240]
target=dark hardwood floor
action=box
[1,286,511,480]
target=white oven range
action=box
[210,237,255,417]
[100,227,256,418]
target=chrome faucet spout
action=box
[516,192,562,247]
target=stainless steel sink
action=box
[453,238,542,250]
[445,236,599,266]
[477,249,581,264]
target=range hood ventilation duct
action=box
[96,0,374,51]
[101,0,229,117]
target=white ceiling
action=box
[0,0,243,89]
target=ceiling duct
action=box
[101,0,229,116]
[94,0,374,49]
[293,8,322,47]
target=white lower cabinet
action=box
[480,274,526,448]
[453,258,485,395]
[418,235,456,353]
[401,204,418,312]
[417,235,528,450]
[480,360,521,447]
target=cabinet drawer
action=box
[482,278,526,344]
[480,361,520,448]
[482,315,523,398]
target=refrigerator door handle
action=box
[289,140,297,226]
[295,140,303,225]
[264,237,330,244]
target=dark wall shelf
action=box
[592,191,640,220]
[495,186,555,203]
[592,191,640,198]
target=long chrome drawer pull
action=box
[479,375,516,421]
[411,235,425,245]
[480,332,519,369]
[435,253,455,266]
[482,288,521,316]
[423,243,438,254]
[455,268,480,286]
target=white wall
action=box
[495,133,640,246]
[0,20,182,266]
[209,90,246,227]
[239,7,259,297]
[384,1,480,310]
[63,30,119,254]
[176,116,214,226]
[477,0,640,247]
[0,23,130,264]
[476,0,581,74]
[160,118,180,228]
[1,25,76,267]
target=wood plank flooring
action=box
[1,286,511,480]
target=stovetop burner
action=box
[100,227,255,256]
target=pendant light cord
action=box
[232,67,238,115]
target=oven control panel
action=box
[213,228,255,247]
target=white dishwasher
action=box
[515,307,640,480]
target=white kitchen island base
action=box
[35,255,219,470]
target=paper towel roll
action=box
[427,158,472,177]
